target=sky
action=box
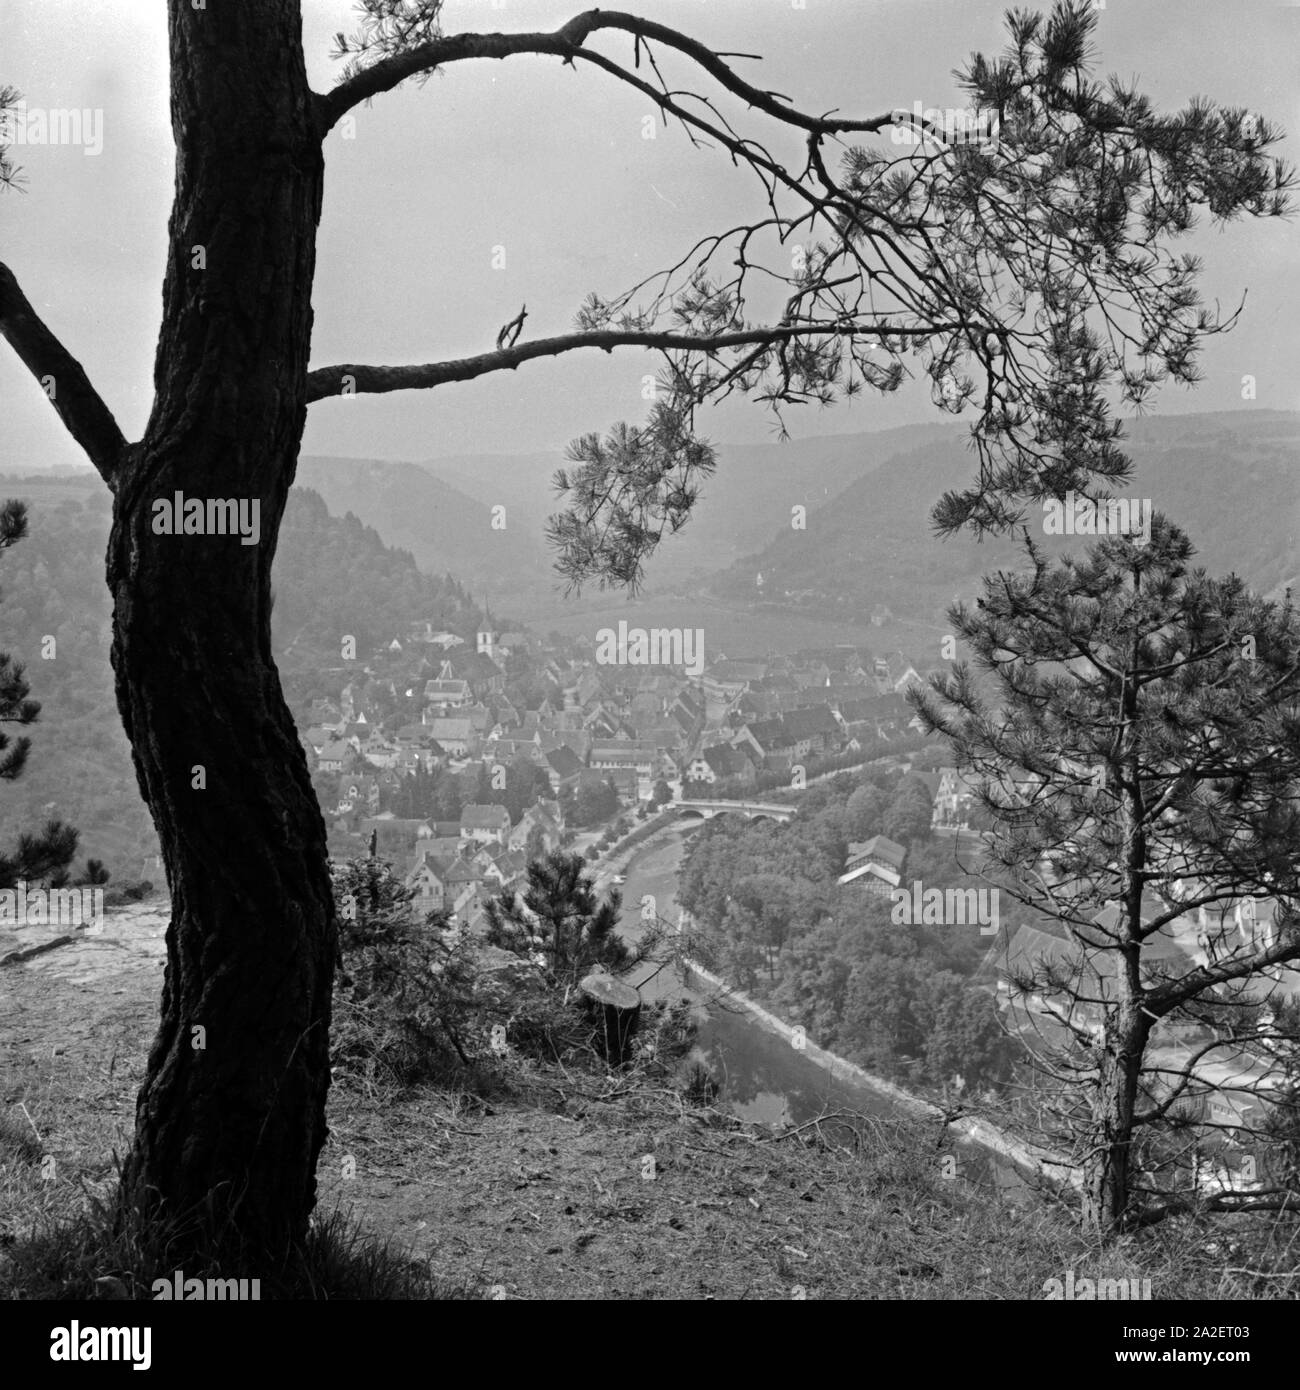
[2,0,1298,472]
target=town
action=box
[296,615,1294,1158]
[298,623,933,932]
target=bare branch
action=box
[0,263,125,488]
[315,9,898,138]
[304,321,954,404]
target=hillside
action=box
[4,901,1291,1302]
[704,410,1300,625]
[418,421,961,596]
[0,477,488,880]
[296,454,551,599]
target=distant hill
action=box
[417,421,961,595]
[0,476,491,881]
[296,454,551,600]
[704,410,1300,624]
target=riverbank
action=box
[608,820,1077,1191]
[681,956,1076,1191]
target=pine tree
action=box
[485,849,642,988]
[913,516,1300,1233]
[0,499,79,890]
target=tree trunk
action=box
[1080,1004,1149,1236]
[112,0,331,1265]
[579,972,642,1066]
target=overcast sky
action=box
[3,0,1297,472]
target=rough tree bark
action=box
[109,0,334,1263]
[1080,1002,1150,1234]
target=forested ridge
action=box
[0,478,487,875]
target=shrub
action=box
[330,855,517,1085]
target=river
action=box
[612,823,1033,1199]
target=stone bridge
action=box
[669,798,795,823]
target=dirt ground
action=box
[0,900,1077,1300]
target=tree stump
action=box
[578,972,642,1066]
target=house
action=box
[838,835,908,895]
[409,625,465,649]
[404,848,449,920]
[423,677,471,709]
[359,816,435,860]
[639,722,688,756]
[489,737,545,766]
[508,803,562,856]
[460,803,512,846]
[669,692,705,742]
[836,691,914,738]
[734,716,795,767]
[542,728,591,762]
[892,662,923,695]
[733,689,780,722]
[477,845,527,888]
[934,767,979,829]
[573,669,604,708]
[544,744,586,792]
[702,658,768,707]
[442,649,506,699]
[590,741,657,778]
[425,716,476,756]
[460,702,491,734]
[443,859,484,916]
[793,646,868,682]
[582,704,623,740]
[491,698,520,728]
[337,774,380,815]
[316,739,352,773]
[779,705,843,759]
[687,743,757,786]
